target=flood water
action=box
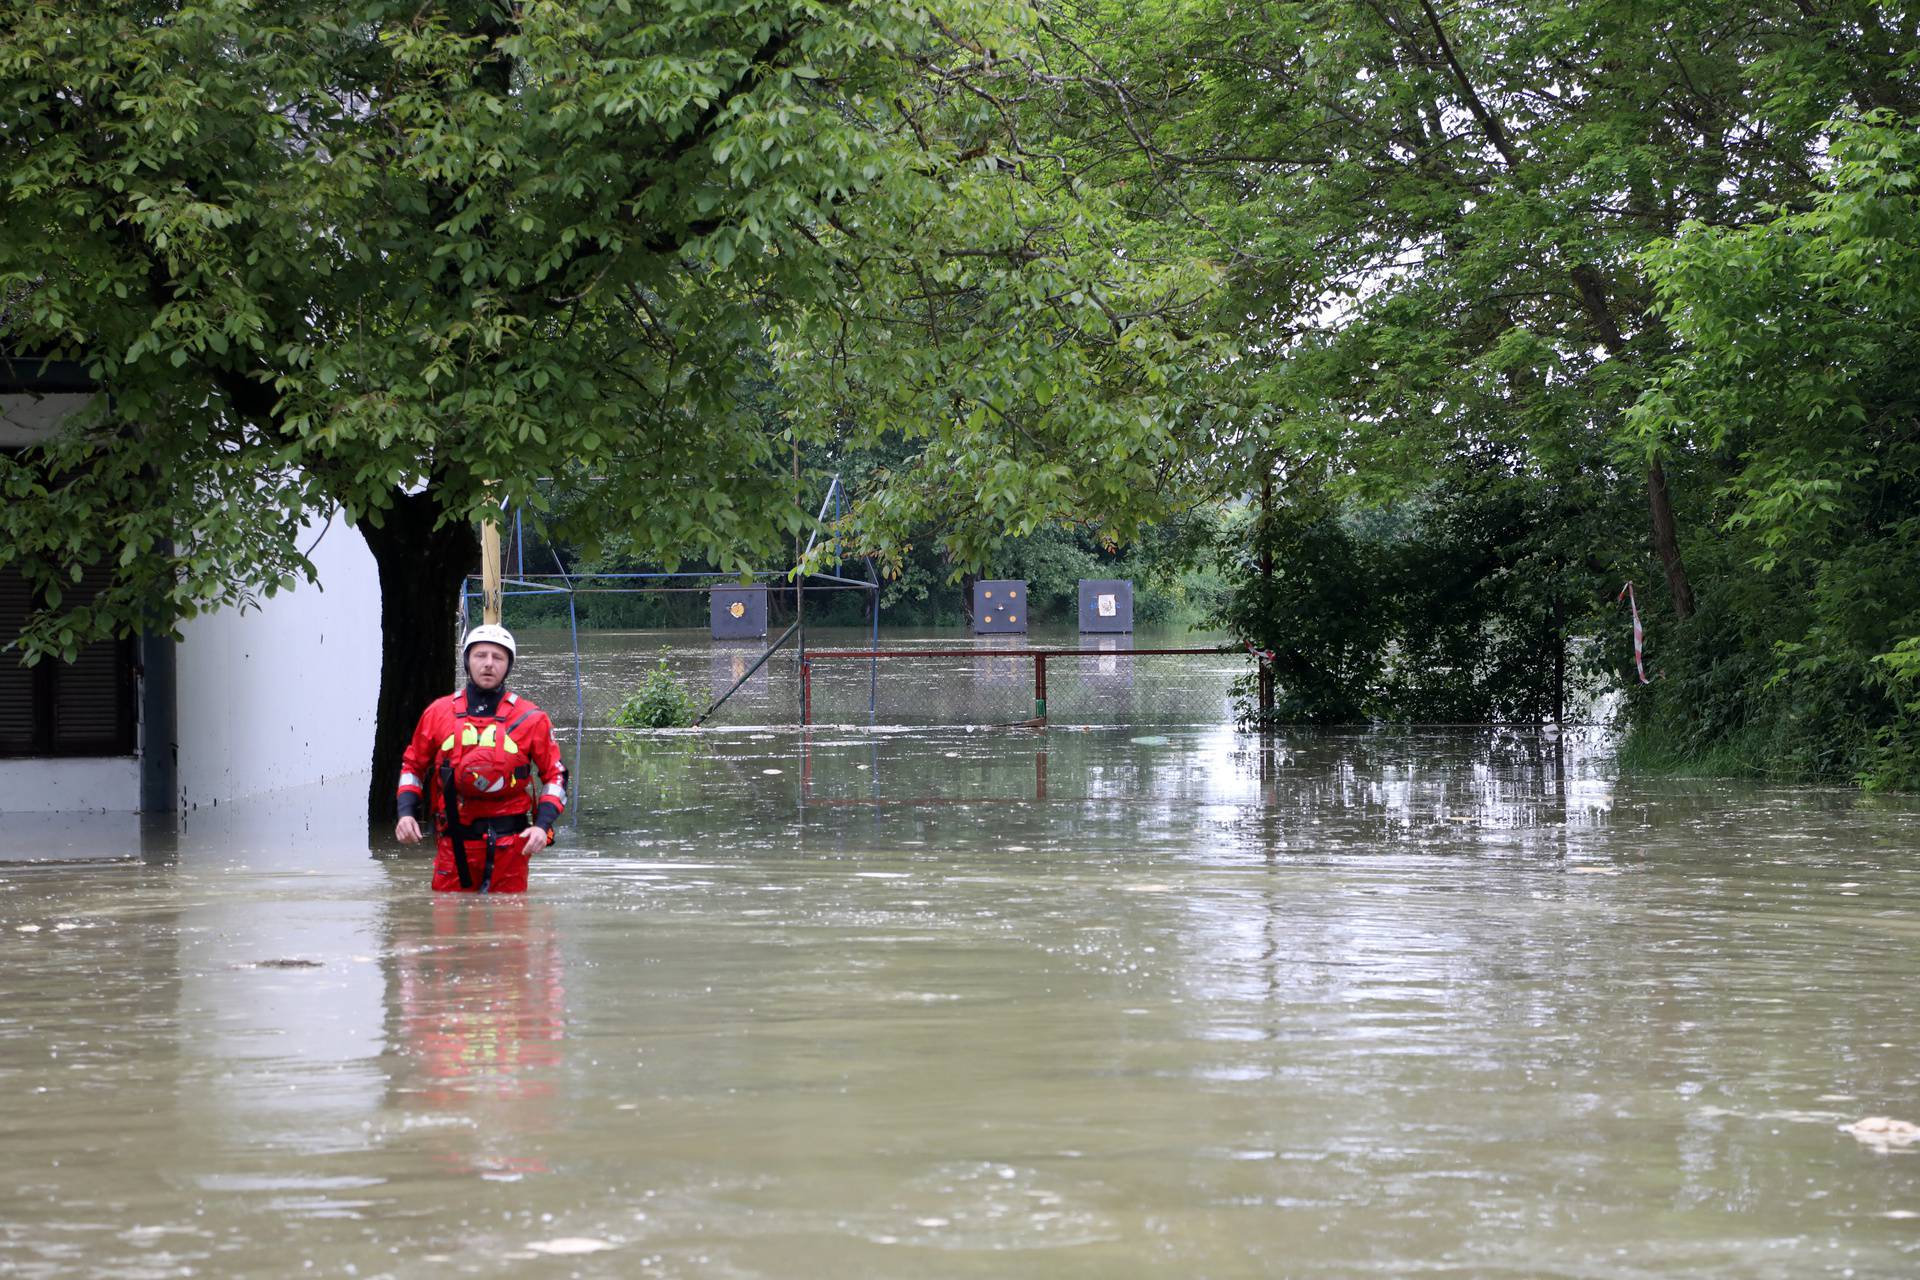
[4,629,1919,1277]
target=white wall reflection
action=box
[171,776,389,1159]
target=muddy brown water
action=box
[4,629,1918,1277]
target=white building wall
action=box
[4,390,383,817]
[0,391,91,445]
[2,391,142,823]
[0,757,140,826]
[173,515,382,810]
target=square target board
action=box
[972,580,1029,634]
[1077,579,1134,632]
[710,585,768,638]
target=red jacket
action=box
[397,687,568,834]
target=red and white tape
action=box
[1617,582,1650,685]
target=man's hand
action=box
[395,816,423,844]
[522,825,550,856]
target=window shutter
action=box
[52,563,132,754]
[52,638,128,752]
[0,561,135,757]
[0,567,36,754]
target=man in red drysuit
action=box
[394,624,568,893]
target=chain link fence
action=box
[517,633,1253,730]
[797,646,1251,728]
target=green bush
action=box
[1210,476,1617,727]
[611,660,699,729]
[1616,547,1917,786]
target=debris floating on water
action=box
[1841,1116,1920,1150]
[527,1238,615,1255]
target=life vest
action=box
[436,692,539,893]
[438,694,537,803]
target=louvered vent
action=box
[0,566,35,755]
[0,561,134,757]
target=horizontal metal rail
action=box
[801,647,1235,659]
[479,570,780,581]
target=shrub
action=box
[612,660,699,729]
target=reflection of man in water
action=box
[390,897,567,1177]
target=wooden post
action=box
[479,519,504,625]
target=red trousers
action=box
[432,831,532,894]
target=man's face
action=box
[467,642,511,690]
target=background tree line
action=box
[1002,0,1919,784]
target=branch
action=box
[1413,0,1520,169]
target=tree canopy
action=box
[5,0,1918,789]
[2,0,1206,620]
[984,0,1920,774]
[1,0,1210,811]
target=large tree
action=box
[931,0,1918,739]
[1,0,1207,817]
[1622,110,1920,783]
[1006,0,1910,616]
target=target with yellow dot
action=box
[710,585,768,638]
[972,580,1029,634]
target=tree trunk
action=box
[359,491,479,824]
[1562,265,1700,625]
[1551,589,1566,729]
[1257,471,1275,722]
[1646,460,1695,621]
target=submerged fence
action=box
[796,646,1251,728]
[524,637,1260,730]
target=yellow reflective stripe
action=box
[439,733,456,752]
[478,725,497,748]
[502,734,519,755]
[461,724,479,747]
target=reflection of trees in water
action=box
[694,725,1616,835]
[1139,731,1920,1234]
[386,898,567,1177]
[580,733,724,818]
[1213,728,1619,843]
[797,732,1049,807]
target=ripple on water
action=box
[861,1162,1119,1251]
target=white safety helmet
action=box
[463,623,517,664]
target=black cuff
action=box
[397,792,419,821]
[534,801,560,831]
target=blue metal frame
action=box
[460,476,883,729]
